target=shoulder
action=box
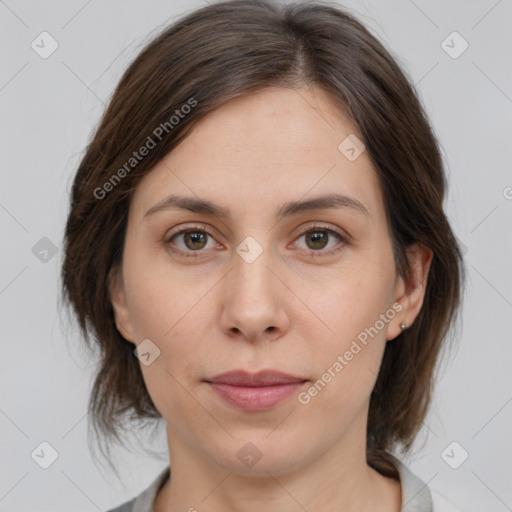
[105,498,136,512]
[431,489,465,512]
[105,466,171,512]
[386,453,464,512]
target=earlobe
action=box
[108,265,136,344]
[387,242,433,341]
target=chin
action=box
[205,435,314,477]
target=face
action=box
[110,85,431,477]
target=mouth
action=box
[204,369,308,411]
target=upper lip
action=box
[205,370,307,386]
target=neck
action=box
[154,425,401,512]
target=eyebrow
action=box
[143,193,370,221]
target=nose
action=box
[219,242,290,343]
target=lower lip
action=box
[207,382,306,411]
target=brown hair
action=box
[60,0,465,478]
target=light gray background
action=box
[1,0,511,510]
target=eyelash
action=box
[164,223,348,259]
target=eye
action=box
[292,226,347,257]
[164,223,348,259]
[165,224,220,258]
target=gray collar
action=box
[387,453,433,511]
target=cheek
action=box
[123,254,217,380]
[298,297,388,426]
[311,264,395,346]
[123,247,206,341]
[128,279,214,380]
[130,285,211,424]
[301,262,395,407]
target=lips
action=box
[204,370,308,411]
[206,369,306,386]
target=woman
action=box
[61,1,465,510]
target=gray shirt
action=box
[106,454,461,512]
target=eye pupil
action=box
[307,231,328,249]
[185,231,207,250]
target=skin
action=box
[109,84,432,512]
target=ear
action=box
[108,265,136,345]
[387,242,433,341]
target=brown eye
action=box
[305,230,330,250]
[293,227,347,257]
[165,226,218,257]
[182,230,209,250]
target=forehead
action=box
[130,85,384,224]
